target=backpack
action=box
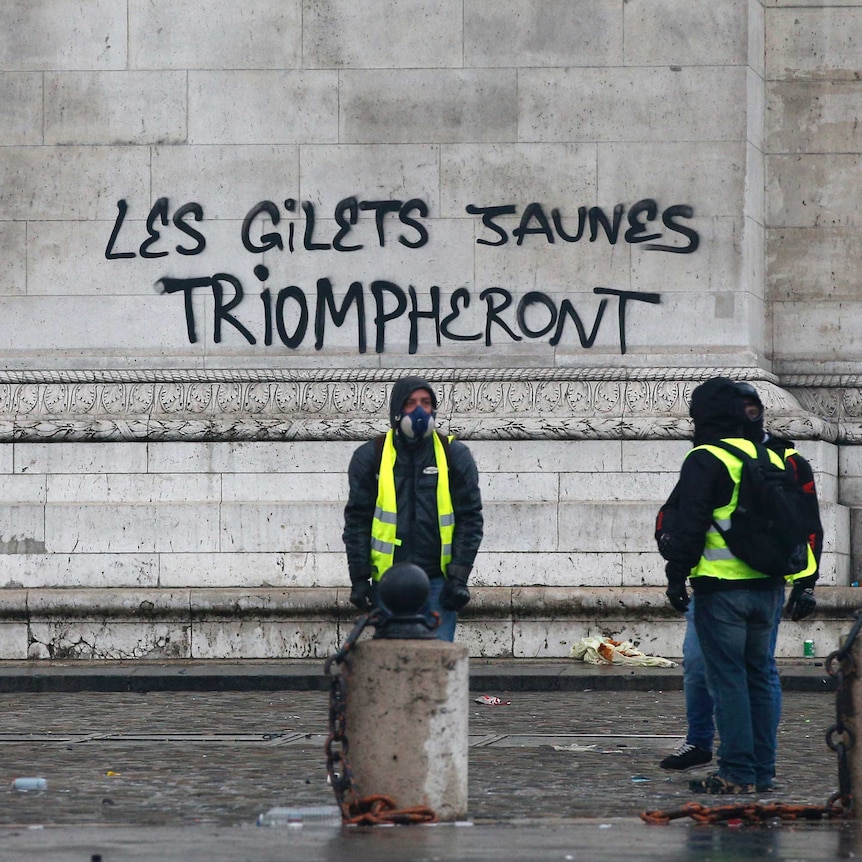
[708,440,809,578]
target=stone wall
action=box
[0,1,860,660]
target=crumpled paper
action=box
[570,636,677,668]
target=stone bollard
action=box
[344,563,469,821]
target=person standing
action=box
[656,377,817,794]
[657,382,822,781]
[342,376,484,641]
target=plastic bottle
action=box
[256,804,342,828]
[11,777,47,791]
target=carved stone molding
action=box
[0,367,840,443]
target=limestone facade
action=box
[1,1,861,659]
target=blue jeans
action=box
[422,577,457,642]
[684,594,784,770]
[693,586,784,786]
[372,577,457,642]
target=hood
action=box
[734,381,765,444]
[389,376,438,428]
[689,376,746,445]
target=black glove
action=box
[441,565,471,612]
[665,564,690,614]
[349,578,374,612]
[786,583,816,621]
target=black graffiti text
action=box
[158,272,660,356]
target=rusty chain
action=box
[643,610,862,826]
[324,611,438,827]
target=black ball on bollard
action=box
[378,563,430,616]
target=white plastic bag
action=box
[570,636,677,668]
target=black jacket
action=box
[342,431,484,582]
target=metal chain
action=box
[324,612,438,826]
[643,610,862,825]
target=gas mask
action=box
[398,404,436,441]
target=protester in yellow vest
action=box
[656,376,816,795]
[656,381,822,782]
[342,376,484,641]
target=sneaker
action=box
[659,742,713,772]
[689,771,755,795]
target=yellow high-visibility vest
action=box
[689,438,787,582]
[370,430,455,581]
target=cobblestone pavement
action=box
[0,688,838,829]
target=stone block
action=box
[470,441,622,473]
[47,474,221,504]
[304,0,462,68]
[597,142,746,218]
[0,147,149,220]
[158,551,345,588]
[767,154,862,228]
[27,621,191,660]
[465,0,622,67]
[472,214,632,294]
[0,623,28,660]
[246,218,475,300]
[339,70,517,144]
[147,441,357,474]
[558,503,655,553]
[0,223,26,296]
[188,71,338,145]
[481,472,558,503]
[0,295,207,360]
[512,619,684,661]
[631,216,743,294]
[456,620,514,657]
[129,0,302,70]
[302,143,440,216]
[45,503,221,553]
[481,503,559,553]
[0,554,159,589]
[622,553,666,588]
[44,72,187,146]
[765,7,862,81]
[152,145,299,221]
[616,289,764,355]
[0,1,126,71]
[773,300,862,366]
[768,228,862,301]
[0,72,41,145]
[191,620,339,659]
[622,440,691,473]
[519,67,746,143]
[768,81,862,154]
[0,475,45,503]
[441,144,597,219]
[821,502,850,556]
[624,0,747,66]
[28,218,246,296]
[14,442,148,475]
[471,552,622,588]
[222,473,346,503]
[0,504,46,554]
[219,502,345,553]
[560,471,673,503]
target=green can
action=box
[804,639,815,658]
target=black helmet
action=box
[734,381,765,442]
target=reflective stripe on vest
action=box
[370,430,455,582]
[688,438,783,582]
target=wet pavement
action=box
[0,660,850,861]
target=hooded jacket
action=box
[659,377,779,593]
[342,377,484,582]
